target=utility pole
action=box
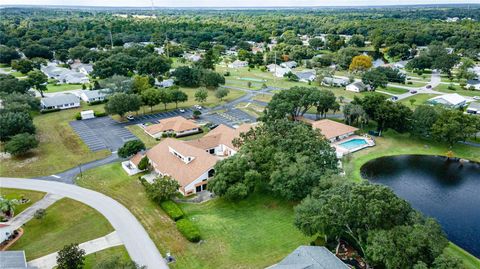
[274,50,277,83]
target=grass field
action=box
[10,198,114,260]
[0,104,110,178]
[444,243,480,269]
[77,163,311,269]
[0,188,45,216]
[236,102,265,118]
[83,246,131,268]
[46,83,84,93]
[399,93,438,109]
[380,86,409,95]
[125,125,158,149]
[434,83,480,97]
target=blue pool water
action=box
[339,138,367,150]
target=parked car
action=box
[473,96,480,100]
[126,115,134,121]
[194,105,203,110]
[179,108,185,113]
[426,85,432,89]
[410,90,417,94]
[391,96,399,101]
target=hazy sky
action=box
[2,0,480,7]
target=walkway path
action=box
[5,193,63,230]
[28,231,123,269]
[0,177,167,269]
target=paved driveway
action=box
[204,108,256,127]
[70,117,137,152]
[0,177,168,269]
[122,108,193,126]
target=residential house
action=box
[79,90,107,103]
[144,116,201,138]
[267,64,281,72]
[346,81,367,93]
[155,78,174,88]
[70,61,93,75]
[41,63,89,84]
[0,251,28,269]
[228,60,249,68]
[269,246,348,269]
[427,93,467,108]
[183,53,202,62]
[466,102,480,115]
[466,79,480,91]
[311,119,359,142]
[40,94,80,110]
[280,61,297,69]
[322,77,349,87]
[0,224,13,244]
[295,70,316,83]
[123,124,255,195]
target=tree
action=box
[93,257,144,269]
[171,66,203,87]
[295,182,413,254]
[0,197,18,218]
[169,88,188,108]
[349,55,372,72]
[284,71,299,82]
[314,90,339,119]
[27,70,48,97]
[214,88,229,101]
[362,68,388,90]
[158,89,172,110]
[366,218,448,269]
[0,45,20,63]
[194,88,208,103]
[336,47,360,69]
[406,55,432,71]
[141,88,161,112]
[0,74,30,94]
[68,46,90,61]
[386,43,411,60]
[4,133,39,156]
[105,93,142,118]
[11,59,34,74]
[352,93,386,121]
[131,75,151,94]
[118,140,145,158]
[99,75,133,94]
[308,38,324,49]
[210,155,257,200]
[92,53,137,78]
[326,34,345,51]
[193,110,201,119]
[56,243,85,269]
[23,43,53,59]
[343,103,367,127]
[0,112,35,141]
[264,87,324,121]
[137,55,171,77]
[137,156,149,171]
[411,105,439,138]
[197,49,215,70]
[374,101,412,134]
[0,92,40,113]
[456,58,476,81]
[431,253,464,269]
[348,34,365,47]
[431,109,478,148]
[145,176,180,203]
[202,70,225,89]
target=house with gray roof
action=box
[322,77,349,87]
[41,63,89,84]
[79,90,108,103]
[0,251,28,269]
[294,70,316,83]
[281,61,298,69]
[268,246,349,269]
[155,78,175,88]
[466,102,480,115]
[346,81,367,92]
[40,94,80,111]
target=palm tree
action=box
[0,197,18,218]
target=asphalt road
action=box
[0,177,168,269]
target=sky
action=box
[1,0,480,7]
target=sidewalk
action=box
[28,231,123,269]
[6,193,63,230]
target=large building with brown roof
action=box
[310,119,358,142]
[144,116,200,138]
[123,123,255,195]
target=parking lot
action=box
[204,108,256,127]
[121,108,193,126]
[70,117,137,152]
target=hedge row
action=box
[160,200,184,221]
[176,218,201,243]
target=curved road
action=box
[0,177,168,269]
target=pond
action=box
[360,155,480,258]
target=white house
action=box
[0,224,13,244]
[70,61,93,74]
[295,70,316,83]
[275,67,291,78]
[41,63,89,84]
[280,61,297,69]
[322,77,349,87]
[155,78,174,88]
[267,63,281,72]
[40,94,80,111]
[79,90,107,103]
[427,93,467,108]
[466,102,480,115]
[346,81,367,93]
[466,79,480,91]
[228,60,248,68]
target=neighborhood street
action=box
[0,177,168,269]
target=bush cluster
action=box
[160,200,185,221]
[176,218,201,242]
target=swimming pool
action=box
[339,138,368,150]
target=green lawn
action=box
[444,243,480,269]
[0,188,45,216]
[236,102,265,118]
[434,83,480,97]
[46,83,84,93]
[77,163,311,269]
[380,86,409,95]
[253,93,273,103]
[0,104,110,178]
[399,93,438,109]
[403,80,428,87]
[125,125,158,149]
[10,198,114,260]
[83,246,131,269]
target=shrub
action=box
[75,112,82,120]
[117,140,145,158]
[160,200,184,221]
[94,111,107,117]
[40,108,61,114]
[137,156,149,170]
[4,133,39,156]
[89,100,107,106]
[176,218,201,242]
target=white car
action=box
[194,105,203,110]
[473,96,480,100]
[179,109,185,113]
[126,115,134,121]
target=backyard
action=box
[77,163,311,269]
[10,198,114,260]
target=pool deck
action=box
[333,135,375,157]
